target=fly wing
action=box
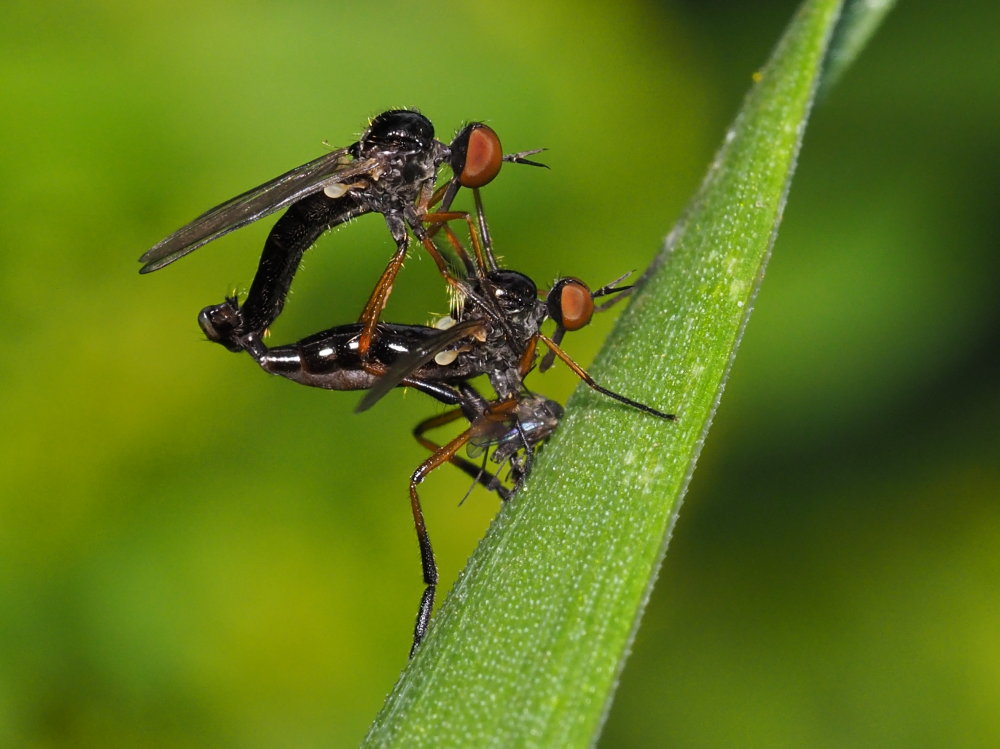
[138,147,378,272]
[355,319,486,413]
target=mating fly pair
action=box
[140,110,674,654]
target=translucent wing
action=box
[139,147,378,272]
[355,319,486,413]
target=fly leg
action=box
[412,405,511,502]
[354,213,463,361]
[408,427,475,656]
[537,332,676,421]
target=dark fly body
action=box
[140,110,544,357]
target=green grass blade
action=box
[364,1,888,745]
[820,0,897,96]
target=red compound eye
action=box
[454,124,503,188]
[548,278,594,331]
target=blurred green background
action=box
[2,0,997,746]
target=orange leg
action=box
[408,427,474,655]
[537,332,676,421]
[412,409,511,499]
[355,235,462,361]
[424,207,495,273]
